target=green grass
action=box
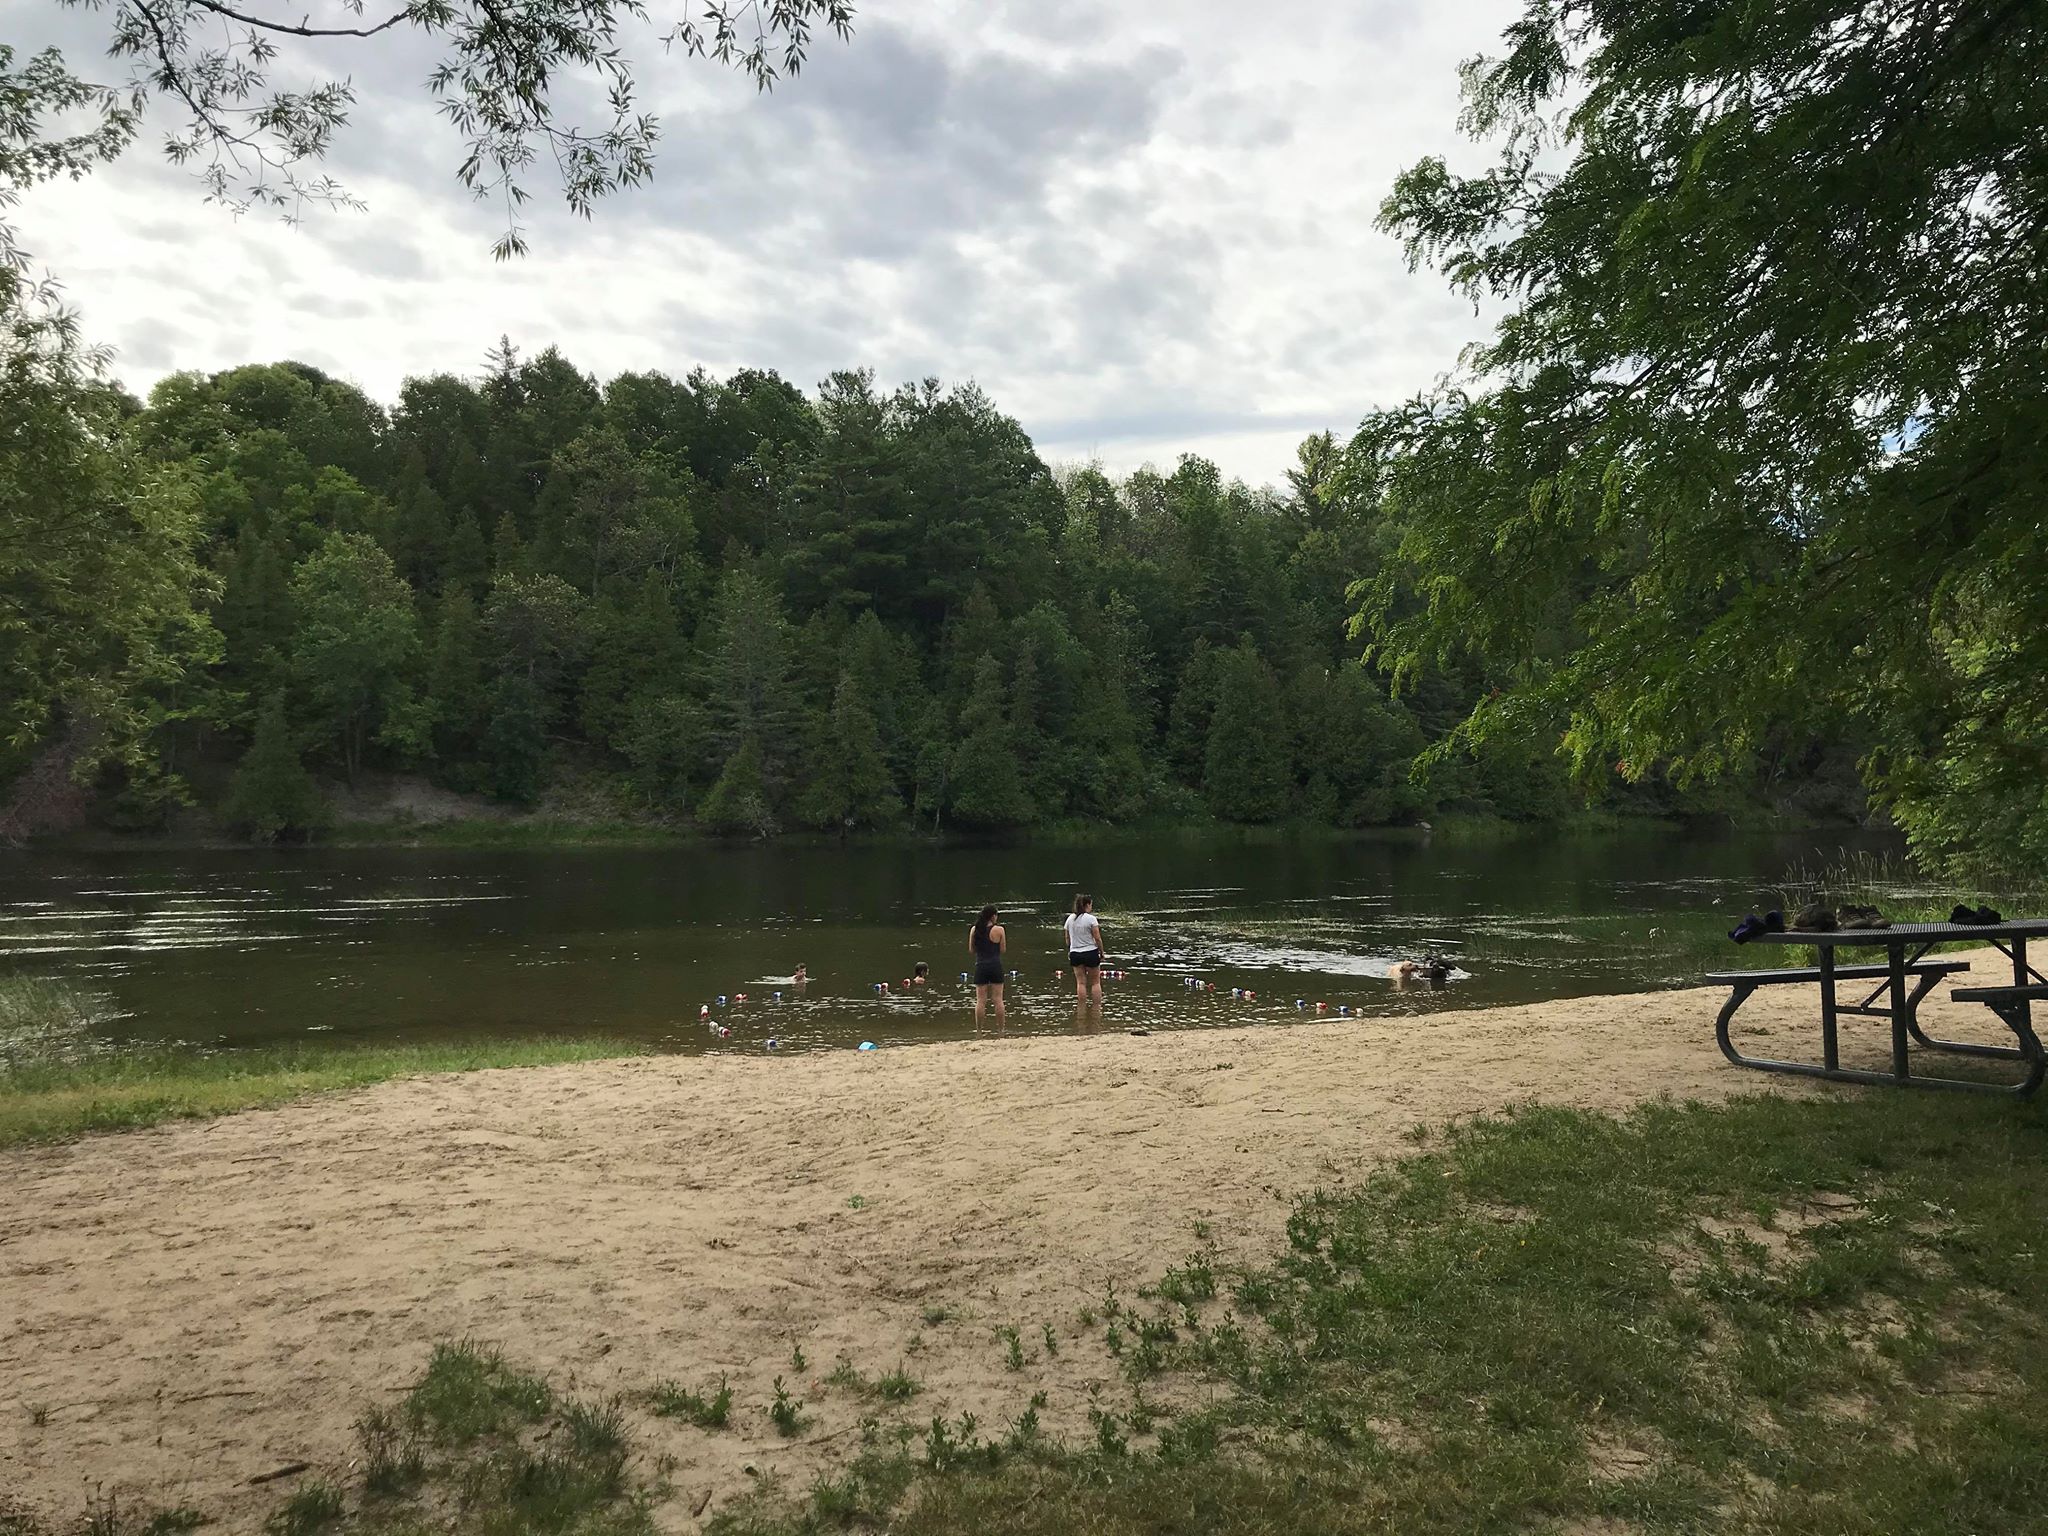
[649,1374,732,1428]
[0,1032,644,1148]
[709,1090,2048,1536]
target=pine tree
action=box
[224,694,325,842]
[797,671,900,834]
[948,655,1032,829]
[425,588,487,773]
[1204,642,1291,822]
[442,507,489,597]
[699,736,776,836]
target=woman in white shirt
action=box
[1063,894,1106,1004]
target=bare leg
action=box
[974,984,988,1026]
[1074,968,1087,1000]
[994,983,1007,1027]
[1088,968,1104,1004]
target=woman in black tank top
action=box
[968,905,1007,1027]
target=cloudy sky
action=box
[9,0,1517,484]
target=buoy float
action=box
[859,1041,876,1052]
[765,1037,781,1050]
[1295,999,1306,1009]
[1245,990,1257,1001]
[959,971,970,983]
[773,991,783,1003]
[717,995,728,1006]
[700,1004,710,1018]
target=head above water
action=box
[1072,893,1093,916]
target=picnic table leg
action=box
[1888,942,1909,1079]
[1820,946,1839,1073]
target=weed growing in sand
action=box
[355,1405,426,1494]
[789,1343,808,1371]
[847,1194,868,1210]
[257,1348,656,1536]
[26,1404,47,1428]
[769,1377,807,1437]
[266,1481,343,1536]
[825,1359,870,1394]
[407,1341,551,1441]
[650,1375,732,1429]
[1040,1323,1059,1357]
[1089,1407,1128,1457]
[83,1488,121,1536]
[920,1303,955,1325]
[997,1325,1025,1371]
[874,1364,922,1403]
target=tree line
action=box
[3,331,1855,842]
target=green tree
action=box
[424,587,487,776]
[1359,0,2048,873]
[797,671,900,834]
[1204,643,1291,822]
[703,565,800,790]
[286,531,421,782]
[949,655,1032,829]
[0,277,216,836]
[699,735,776,837]
[223,693,325,842]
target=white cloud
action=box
[5,0,1520,484]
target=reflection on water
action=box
[0,832,1900,1055]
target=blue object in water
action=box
[859,1041,876,1052]
[717,994,728,1006]
[766,1037,781,1050]
[773,991,783,1003]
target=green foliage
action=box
[1204,643,1290,822]
[1357,0,2048,874]
[0,276,216,838]
[223,694,325,843]
[287,531,421,781]
[948,656,1033,830]
[8,298,1883,845]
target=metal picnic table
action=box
[1713,918,2048,1097]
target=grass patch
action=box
[708,1090,2048,1535]
[245,1342,657,1536]
[649,1375,732,1429]
[0,1035,644,1148]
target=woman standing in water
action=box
[1065,894,1106,1006]
[969,905,1008,1026]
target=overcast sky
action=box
[8,0,1517,484]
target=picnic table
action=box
[1710,919,2048,1097]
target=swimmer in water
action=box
[913,961,929,985]
[793,964,808,985]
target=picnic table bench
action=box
[1712,919,2048,1097]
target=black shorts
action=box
[1069,949,1102,969]
[974,960,1005,986]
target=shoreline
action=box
[0,959,2021,1531]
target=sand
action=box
[0,956,2027,1531]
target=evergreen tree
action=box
[1204,642,1291,822]
[797,671,900,834]
[703,566,801,792]
[424,588,487,775]
[949,655,1032,829]
[699,736,777,837]
[620,692,703,813]
[223,694,325,842]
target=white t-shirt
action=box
[1064,912,1102,953]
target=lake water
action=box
[0,832,1899,1056]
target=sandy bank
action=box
[0,955,2025,1531]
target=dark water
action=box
[0,832,1900,1055]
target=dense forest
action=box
[3,336,1858,843]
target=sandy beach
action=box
[0,957,2025,1531]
